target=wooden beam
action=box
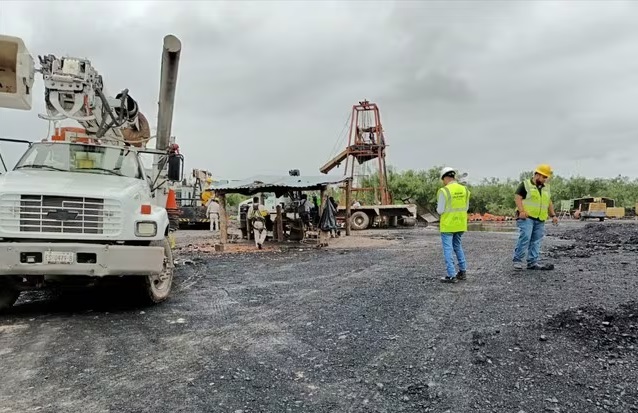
[218,193,228,244]
[319,188,329,246]
[345,178,352,236]
[276,204,284,242]
[319,148,349,174]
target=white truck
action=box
[0,34,184,311]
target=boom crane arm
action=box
[36,54,150,146]
[0,34,149,147]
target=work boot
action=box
[456,270,467,280]
[257,243,263,250]
[440,276,458,284]
[527,263,554,270]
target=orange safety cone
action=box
[166,188,178,210]
[165,188,181,232]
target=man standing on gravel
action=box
[437,167,470,283]
[206,197,220,232]
[247,197,269,249]
[512,164,559,270]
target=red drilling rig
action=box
[320,100,417,230]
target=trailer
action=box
[334,204,417,230]
[571,197,615,222]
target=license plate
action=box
[44,251,74,265]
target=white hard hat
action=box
[440,166,456,179]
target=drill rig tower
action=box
[320,100,416,230]
[320,100,391,205]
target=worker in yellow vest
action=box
[512,164,558,270]
[437,167,470,283]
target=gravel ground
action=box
[1,220,638,412]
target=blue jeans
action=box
[441,232,467,277]
[513,218,545,265]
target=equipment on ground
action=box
[320,100,417,230]
[570,196,614,222]
[0,34,184,311]
[235,171,317,241]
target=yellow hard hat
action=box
[206,177,213,183]
[534,164,553,177]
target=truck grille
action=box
[0,194,123,235]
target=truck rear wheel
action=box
[351,211,370,230]
[0,279,19,313]
[141,237,174,304]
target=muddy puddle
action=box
[467,223,517,233]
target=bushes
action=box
[360,167,638,215]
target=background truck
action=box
[0,34,184,311]
[570,196,615,222]
[320,100,418,230]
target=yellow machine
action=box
[573,196,614,222]
[200,177,214,206]
[175,169,217,228]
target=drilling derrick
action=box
[320,100,391,205]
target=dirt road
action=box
[1,222,638,412]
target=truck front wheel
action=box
[141,237,174,304]
[0,278,19,313]
[351,211,370,230]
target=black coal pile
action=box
[550,223,638,257]
[547,301,638,356]
[547,244,592,259]
[560,223,638,245]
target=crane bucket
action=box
[0,35,35,110]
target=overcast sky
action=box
[2,0,638,183]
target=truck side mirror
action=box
[0,35,35,110]
[167,153,183,182]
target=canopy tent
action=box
[211,174,349,197]
[209,174,352,246]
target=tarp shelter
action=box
[212,175,349,197]
[210,175,351,245]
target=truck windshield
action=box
[14,142,142,179]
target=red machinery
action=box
[320,100,391,205]
[320,100,417,230]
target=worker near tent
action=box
[206,197,220,232]
[328,196,340,237]
[298,194,312,227]
[437,167,470,283]
[247,196,269,249]
[512,164,559,270]
[200,177,214,206]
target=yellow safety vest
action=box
[438,182,470,233]
[201,190,213,206]
[522,179,551,221]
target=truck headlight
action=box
[135,221,157,237]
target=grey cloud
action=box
[2,0,638,181]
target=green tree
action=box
[348,165,638,215]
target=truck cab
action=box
[0,138,177,311]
